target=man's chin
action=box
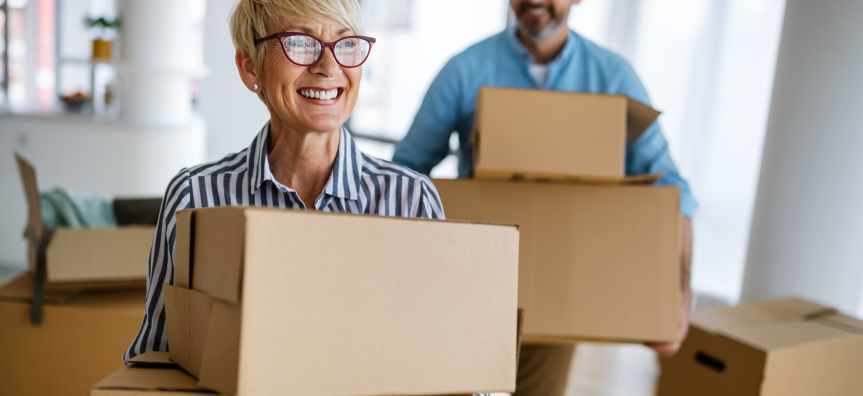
[517,21,563,40]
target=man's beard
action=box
[516,3,566,40]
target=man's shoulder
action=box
[447,30,510,68]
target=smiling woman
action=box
[123,0,453,375]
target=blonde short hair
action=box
[230,0,365,75]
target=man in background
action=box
[392,1,696,395]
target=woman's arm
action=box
[123,169,192,362]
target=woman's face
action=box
[256,17,362,134]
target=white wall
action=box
[742,0,863,317]
[199,0,270,161]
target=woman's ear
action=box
[236,51,261,92]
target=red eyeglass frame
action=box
[254,32,377,68]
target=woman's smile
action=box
[296,86,344,104]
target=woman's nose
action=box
[310,47,341,77]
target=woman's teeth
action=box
[300,88,339,100]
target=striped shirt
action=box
[124,123,446,362]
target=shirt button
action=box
[292,203,299,210]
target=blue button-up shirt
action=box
[393,26,697,217]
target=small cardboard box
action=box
[91,352,222,395]
[472,87,661,182]
[657,298,863,396]
[434,178,680,344]
[16,154,152,291]
[0,273,145,396]
[165,207,521,396]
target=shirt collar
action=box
[505,25,580,87]
[247,123,363,201]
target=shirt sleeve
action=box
[392,57,464,175]
[614,60,698,218]
[123,169,192,362]
[418,176,446,220]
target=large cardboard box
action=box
[657,298,863,396]
[165,207,521,396]
[0,273,145,396]
[472,87,661,182]
[91,352,221,395]
[434,178,680,344]
[16,154,152,291]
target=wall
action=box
[199,0,270,162]
[742,0,863,316]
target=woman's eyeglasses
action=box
[255,33,376,68]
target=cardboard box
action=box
[165,207,521,396]
[434,178,680,344]
[16,154,152,291]
[472,87,661,182]
[91,352,222,395]
[0,273,145,396]
[657,298,863,396]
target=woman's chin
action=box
[298,117,345,134]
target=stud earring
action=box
[253,83,259,91]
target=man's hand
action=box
[645,217,693,358]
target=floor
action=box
[565,343,659,396]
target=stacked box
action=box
[435,87,682,344]
[163,206,522,396]
[0,273,144,396]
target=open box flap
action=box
[197,299,241,395]
[173,210,194,288]
[625,97,662,144]
[15,153,43,271]
[692,298,863,352]
[164,284,213,378]
[191,208,246,303]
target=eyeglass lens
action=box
[281,35,371,67]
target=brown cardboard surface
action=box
[472,87,661,181]
[90,363,220,396]
[691,298,863,351]
[16,153,43,272]
[47,227,153,284]
[197,299,241,395]
[0,272,78,304]
[0,284,145,396]
[658,298,863,396]
[163,285,212,377]
[434,178,680,344]
[127,351,176,367]
[191,208,245,303]
[172,210,193,288]
[171,206,520,396]
[15,153,153,289]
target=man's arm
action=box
[392,58,464,175]
[645,216,692,357]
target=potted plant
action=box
[84,16,121,62]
